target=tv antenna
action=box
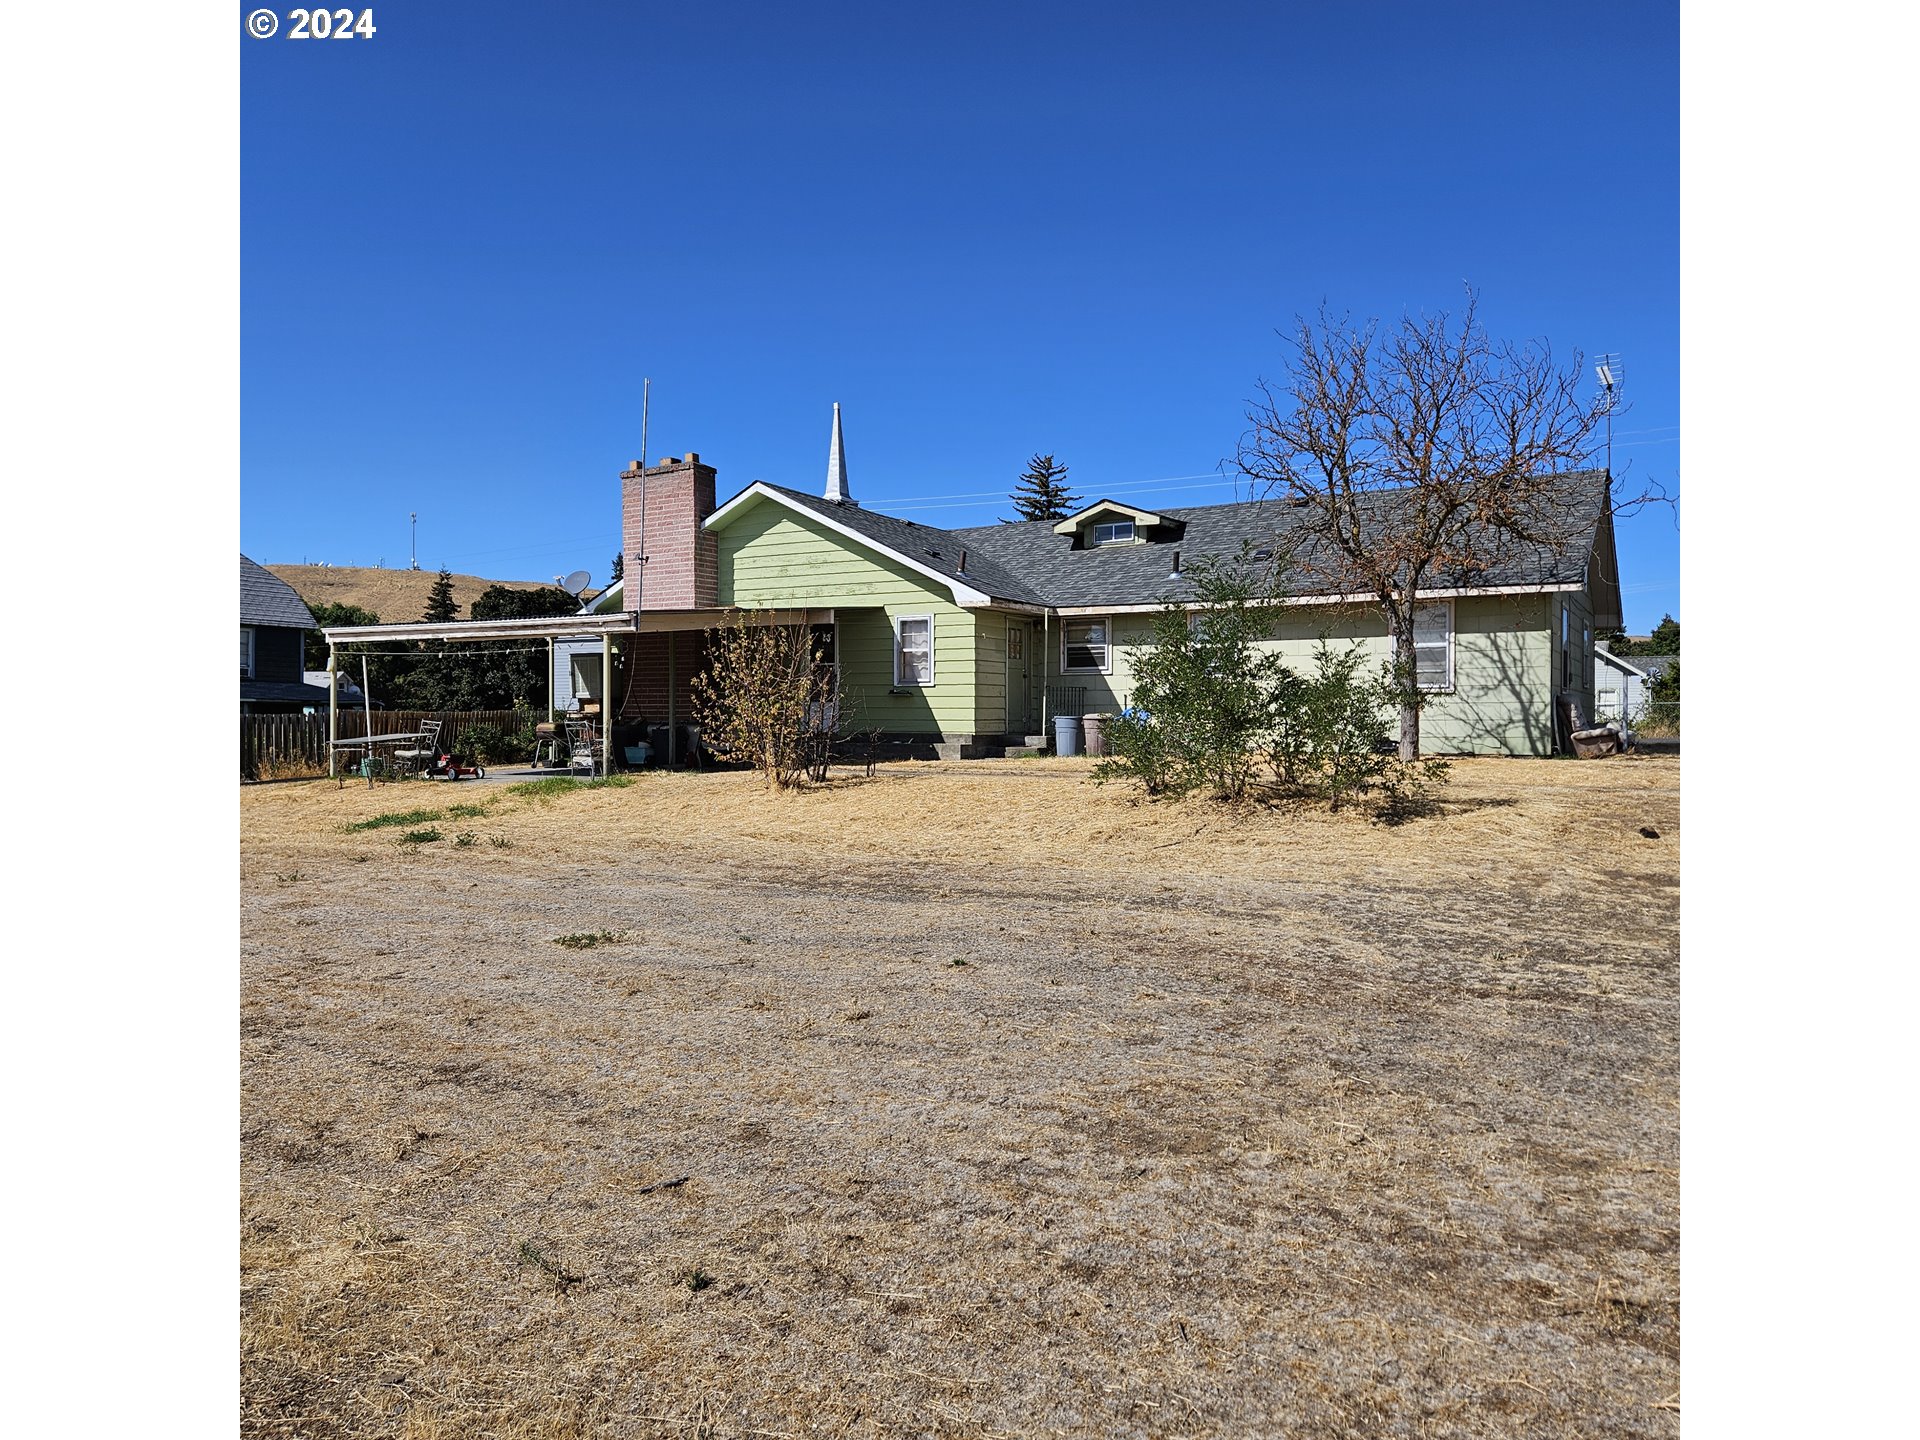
[1594,354,1624,475]
[634,377,650,615]
[409,511,419,571]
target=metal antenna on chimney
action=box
[634,377,650,615]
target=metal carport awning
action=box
[319,608,834,777]
[322,612,643,779]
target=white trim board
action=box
[1049,581,1585,617]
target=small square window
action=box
[241,627,256,679]
[1063,618,1111,673]
[1090,520,1135,546]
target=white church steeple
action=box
[825,402,855,506]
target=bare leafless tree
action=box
[1237,290,1628,760]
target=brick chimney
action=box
[620,452,719,611]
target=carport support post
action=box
[546,638,554,724]
[327,643,337,778]
[600,634,611,778]
[667,634,677,767]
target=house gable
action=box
[706,483,1000,607]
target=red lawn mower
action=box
[425,748,486,781]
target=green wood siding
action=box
[714,501,982,735]
[713,495,1577,754]
[1043,594,1562,757]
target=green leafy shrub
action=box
[1093,549,1452,818]
[1272,641,1448,812]
[1093,551,1282,801]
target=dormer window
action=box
[1052,498,1180,548]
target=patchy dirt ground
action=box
[241,757,1679,1439]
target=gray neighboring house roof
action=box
[241,555,318,629]
[243,679,334,706]
[744,471,1612,610]
[1595,648,1677,680]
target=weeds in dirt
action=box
[488,835,513,849]
[272,871,304,883]
[507,775,635,798]
[553,930,625,950]
[446,803,491,819]
[679,1266,715,1293]
[453,832,479,848]
[347,808,444,832]
[397,828,443,846]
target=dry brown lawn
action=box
[267,565,598,623]
[241,756,1679,1439]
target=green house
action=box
[641,409,1622,759]
[321,410,1624,765]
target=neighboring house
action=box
[552,579,628,713]
[303,670,377,709]
[1594,646,1677,727]
[241,555,331,713]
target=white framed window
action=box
[1090,520,1135,546]
[569,653,603,701]
[1413,602,1452,691]
[894,614,934,686]
[1561,602,1574,688]
[241,627,256,679]
[1062,617,1112,673]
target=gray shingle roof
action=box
[241,555,317,629]
[743,471,1611,610]
[241,679,333,705]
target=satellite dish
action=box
[562,570,591,596]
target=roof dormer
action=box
[1050,498,1183,549]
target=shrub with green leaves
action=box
[1094,551,1284,801]
[1272,641,1448,812]
[1093,548,1452,817]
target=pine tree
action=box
[422,568,460,623]
[610,552,624,583]
[1007,454,1079,522]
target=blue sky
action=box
[242,0,1678,628]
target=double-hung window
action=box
[894,614,934,686]
[1090,520,1134,546]
[1413,602,1452,691]
[1062,618,1112,673]
[241,627,256,679]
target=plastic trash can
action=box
[1052,714,1083,757]
[1081,713,1110,758]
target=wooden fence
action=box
[240,709,539,780]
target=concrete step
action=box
[1003,746,1047,759]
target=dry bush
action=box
[691,616,834,790]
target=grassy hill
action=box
[267,565,598,624]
